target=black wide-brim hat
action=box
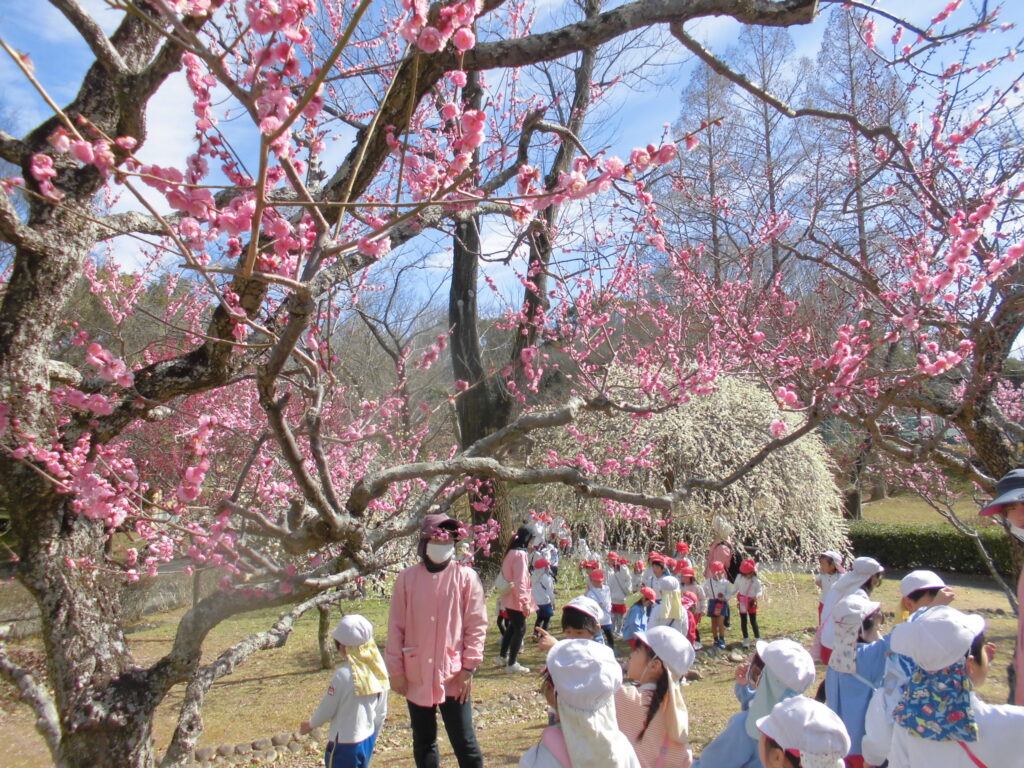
[980,468,1024,516]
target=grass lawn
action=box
[860,494,991,527]
[1,561,1018,768]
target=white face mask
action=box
[425,541,455,564]
[1009,524,1024,543]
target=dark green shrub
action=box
[848,521,1014,576]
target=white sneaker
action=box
[742,638,751,648]
[693,641,703,650]
[506,662,531,674]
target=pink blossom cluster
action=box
[11,433,142,529]
[469,518,500,556]
[245,0,315,42]
[399,0,481,53]
[167,0,213,15]
[85,343,134,387]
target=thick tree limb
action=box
[49,0,129,75]
[0,129,25,165]
[464,0,818,72]
[0,190,44,251]
[160,588,353,768]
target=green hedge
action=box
[848,521,1015,577]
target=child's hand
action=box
[935,586,956,605]
[735,663,749,686]
[299,721,313,735]
[535,628,556,653]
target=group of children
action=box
[517,536,765,654]
[304,507,1024,768]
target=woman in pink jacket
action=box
[386,514,487,768]
[499,525,538,674]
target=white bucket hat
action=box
[755,638,816,693]
[546,638,621,711]
[654,575,681,593]
[830,556,883,597]
[890,605,986,672]
[565,595,602,622]
[757,695,851,768]
[331,614,373,646]
[899,569,946,597]
[633,626,696,680]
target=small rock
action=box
[195,746,215,761]
[685,668,703,681]
[288,742,303,753]
[727,651,746,663]
[253,738,271,751]
[234,743,252,755]
[262,749,278,762]
[216,744,234,758]
[271,733,291,747]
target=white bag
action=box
[493,571,513,597]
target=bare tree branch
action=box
[463,0,819,71]
[159,588,354,767]
[0,190,36,249]
[0,129,25,165]
[0,626,61,761]
[49,0,129,75]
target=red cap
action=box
[679,566,696,579]
[682,591,698,608]
[676,541,690,555]
[663,557,677,571]
[710,560,726,573]
[589,568,605,582]
[608,551,619,561]
[739,559,756,575]
[534,558,549,569]
[634,560,645,572]
[559,538,569,546]
[649,553,666,565]
[640,586,656,601]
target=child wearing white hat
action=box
[693,638,816,768]
[756,696,851,768]
[814,551,845,622]
[617,626,697,767]
[823,593,888,767]
[301,614,389,767]
[886,605,1024,768]
[816,557,883,665]
[979,468,1024,706]
[520,639,641,768]
[859,570,957,765]
[649,572,687,635]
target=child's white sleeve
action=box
[754,577,764,597]
[309,667,349,730]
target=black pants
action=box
[602,624,615,650]
[740,612,759,639]
[500,608,526,665]
[408,697,483,768]
[497,612,509,641]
